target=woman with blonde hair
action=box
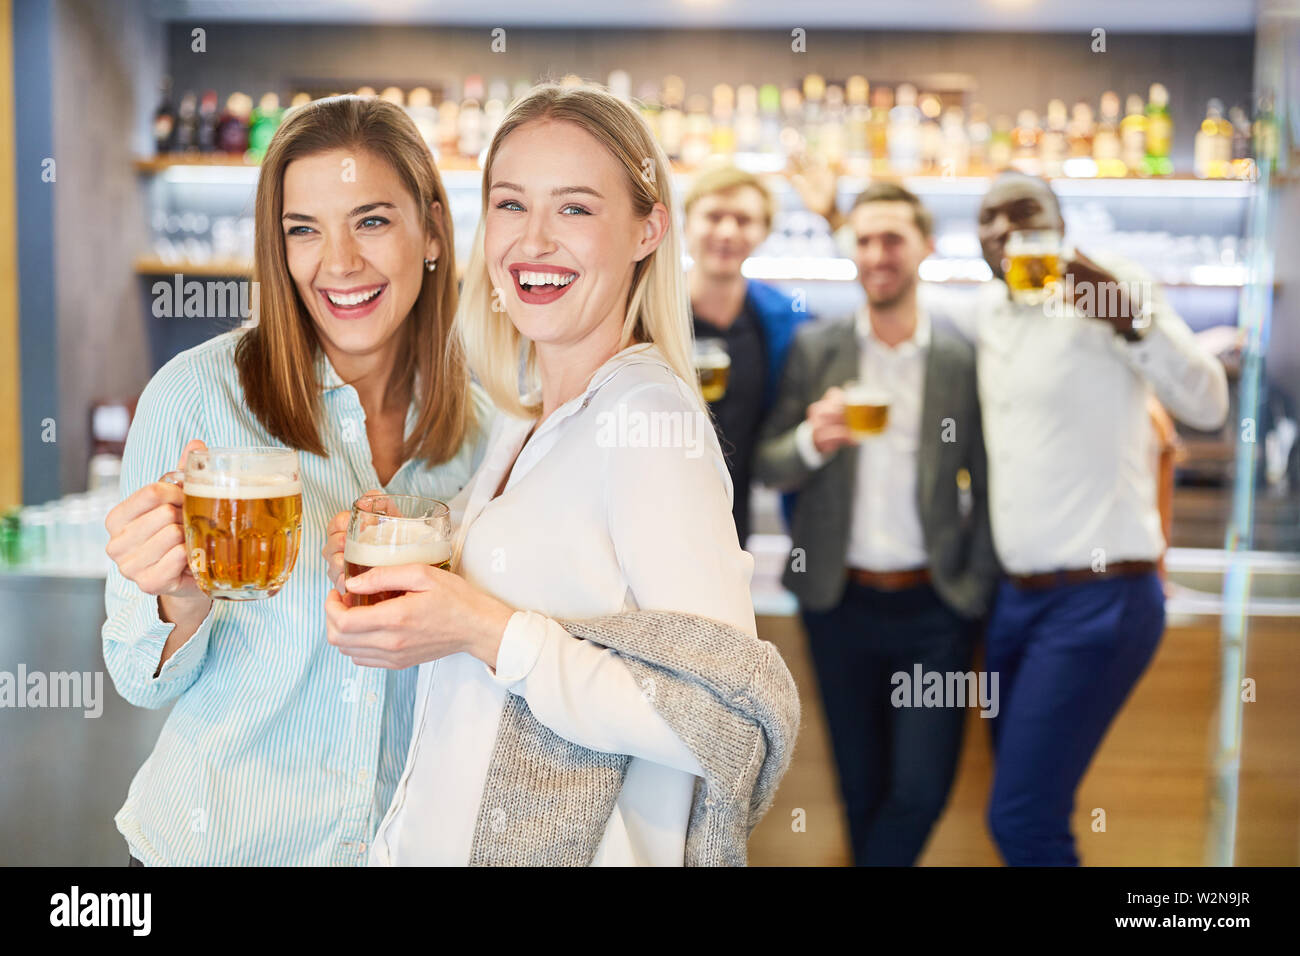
[323,83,798,866]
[102,95,493,865]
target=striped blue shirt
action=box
[102,330,493,865]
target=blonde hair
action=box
[455,83,700,419]
[236,95,472,466]
[683,163,778,229]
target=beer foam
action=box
[183,477,303,499]
[345,523,451,567]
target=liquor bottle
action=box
[406,87,438,151]
[152,78,176,154]
[988,114,1013,170]
[682,93,712,167]
[1010,108,1042,175]
[1040,99,1068,177]
[458,96,484,160]
[868,86,893,173]
[1143,83,1173,177]
[1120,93,1147,173]
[845,75,870,162]
[918,93,943,172]
[436,96,460,160]
[659,75,685,161]
[195,89,218,151]
[1253,91,1278,176]
[820,84,846,167]
[247,92,284,162]
[888,83,922,174]
[1194,99,1229,178]
[607,70,631,101]
[174,91,199,152]
[711,83,736,157]
[757,83,782,154]
[482,93,506,151]
[801,74,826,158]
[1067,100,1095,158]
[214,92,250,154]
[734,84,761,153]
[939,105,969,177]
[1093,91,1125,177]
[1228,105,1253,179]
[780,85,804,157]
[967,103,991,174]
[380,87,404,107]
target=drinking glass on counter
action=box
[344,495,451,607]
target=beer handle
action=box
[160,470,185,488]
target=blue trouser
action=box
[802,581,976,866]
[984,571,1165,865]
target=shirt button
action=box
[357,769,369,782]
[366,692,378,705]
[358,842,367,855]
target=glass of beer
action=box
[177,447,303,600]
[344,495,452,607]
[694,338,731,403]
[842,381,891,439]
[1003,229,1065,305]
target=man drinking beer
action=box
[755,183,999,866]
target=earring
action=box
[424,258,438,272]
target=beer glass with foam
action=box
[694,337,731,403]
[344,495,452,607]
[176,447,303,600]
[842,381,891,439]
[1003,229,1065,305]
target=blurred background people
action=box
[684,165,810,546]
[756,183,999,865]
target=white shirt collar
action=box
[855,305,931,353]
[519,342,672,425]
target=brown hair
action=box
[849,181,934,239]
[683,164,777,229]
[235,95,471,466]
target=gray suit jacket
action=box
[755,315,1000,618]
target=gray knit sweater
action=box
[465,610,801,866]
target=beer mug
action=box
[344,494,452,607]
[1003,229,1066,305]
[694,338,731,403]
[171,447,303,600]
[842,381,891,439]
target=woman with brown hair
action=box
[101,95,493,865]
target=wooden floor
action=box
[748,612,1299,866]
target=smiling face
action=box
[848,200,933,308]
[483,118,666,356]
[977,176,1064,278]
[684,186,769,280]
[281,147,439,362]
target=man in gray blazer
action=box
[756,183,1000,865]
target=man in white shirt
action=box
[969,171,1229,865]
[756,184,1000,865]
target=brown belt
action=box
[1008,560,1158,591]
[847,566,930,591]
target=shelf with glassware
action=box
[133,159,1255,296]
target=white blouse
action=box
[369,344,757,866]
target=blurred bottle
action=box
[682,94,713,167]
[821,84,847,167]
[1009,108,1041,176]
[247,92,284,162]
[659,75,686,161]
[1067,100,1095,157]
[918,93,943,173]
[1093,91,1126,177]
[845,75,870,163]
[436,95,460,160]
[758,83,782,153]
[1228,105,1254,179]
[458,75,486,159]
[175,91,199,152]
[152,78,176,154]
[989,113,1013,170]
[939,105,969,177]
[1253,91,1278,176]
[483,81,508,148]
[380,86,404,107]
[889,83,922,174]
[1143,83,1173,177]
[967,103,991,174]
[735,84,761,153]
[607,69,632,101]
[711,83,737,157]
[215,93,251,154]
[637,81,662,143]
[801,74,826,158]
[868,86,893,173]
[406,86,438,151]
[1194,98,1231,178]
[780,85,805,158]
[1040,99,1068,177]
[1121,92,1147,173]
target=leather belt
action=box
[847,566,931,591]
[1008,560,1158,591]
